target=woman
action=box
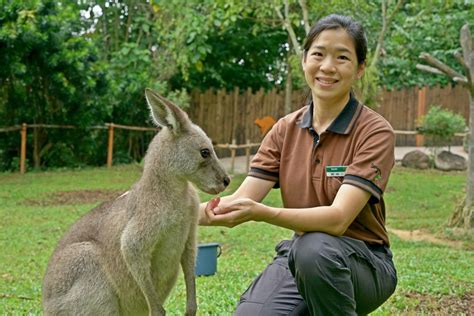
[200,14,397,315]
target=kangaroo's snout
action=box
[199,167,230,195]
[223,176,231,187]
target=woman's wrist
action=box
[254,203,278,222]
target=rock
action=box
[401,150,431,169]
[434,150,467,171]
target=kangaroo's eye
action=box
[200,148,211,159]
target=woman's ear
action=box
[356,63,366,79]
[301,52,307,71]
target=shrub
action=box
[417,105,466,149]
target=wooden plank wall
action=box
[189,85,470,148]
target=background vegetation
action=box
[0,166,472,314]
[1,0,473,170]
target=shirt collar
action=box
[298,93,361,135]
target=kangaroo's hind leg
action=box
[43,242,119,316]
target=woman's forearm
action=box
[259,204,347,236]
[258,184,371,234]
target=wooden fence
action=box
[0,85,469,173]
[188,85,470,147]
[0,123,158,174]
[0,123,257,174]
[377,85,469,146]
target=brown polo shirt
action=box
[249,94,395,246]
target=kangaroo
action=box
[42,88,230,316]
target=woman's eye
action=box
[338,55,350,60]
[200,148,211,158]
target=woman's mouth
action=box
[316,77,339,87]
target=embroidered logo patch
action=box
[371,163,382,182]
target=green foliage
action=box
[0,167,472,314]
[354,52,381,108]
[417,105,467,147]
[1,0,473,171]
[0,0,109,169]
[169,15,288,92]
[380,1,474,89]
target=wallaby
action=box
[42,88,230,316]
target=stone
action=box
[434,150,467,171]
[401,150,431,169]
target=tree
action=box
[355,0,403,108]
[169,15,288,92]
[381,1,474,89]
[0,0,108,168]
[417,24,474,230]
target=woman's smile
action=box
[316,76,339,88]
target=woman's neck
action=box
[311,93,350,134]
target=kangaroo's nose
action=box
[223,176,231,187]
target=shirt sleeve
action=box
[343,124,395,203]
[248,119,284,184]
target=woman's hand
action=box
[199,177,277,228]
[199,197,221,226]
[203,197,273,228]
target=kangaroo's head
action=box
[144,88,230,194]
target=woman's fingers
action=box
[214,198,251,215]
[208,197,220,210]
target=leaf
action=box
[195,60,204,72]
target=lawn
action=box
[0,164,473,315]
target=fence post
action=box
[230,139,236,174]
[245,139,251,173]
[20,123,27,174]
[107,123,114,168]
[416,86,427,147]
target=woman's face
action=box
[302,28,364,103]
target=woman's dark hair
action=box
[303,14,367,65]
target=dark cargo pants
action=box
[234,232,397,316]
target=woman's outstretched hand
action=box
[207,198,272,228]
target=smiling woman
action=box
[199,14,397,316]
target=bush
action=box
[417,105,466,148]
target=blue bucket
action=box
[195,243,221,276]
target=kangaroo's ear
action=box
[145,88,190,133]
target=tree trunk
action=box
[284,61,292,114]
[452,24,474,230]
[462,94,474,229]
[451,94,474,229]
[284,37,293,115]
[418,23,473,230]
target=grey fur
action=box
[42,88,230,316]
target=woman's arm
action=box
[213,184,371,235]
[198,176,276,226]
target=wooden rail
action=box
[0,123,159,173]
[104,123,160,168]
[215,139,261,174]
[0,124,467,174]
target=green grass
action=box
[0,165,472,315]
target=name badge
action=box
[325,166,347,177]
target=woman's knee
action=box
[289,232,345,278]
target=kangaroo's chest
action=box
[150,193,199,269]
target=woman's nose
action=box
[320,57,336,72]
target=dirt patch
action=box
[404,291,473,315]
[23,189,126,206]
[388,228,464,249]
